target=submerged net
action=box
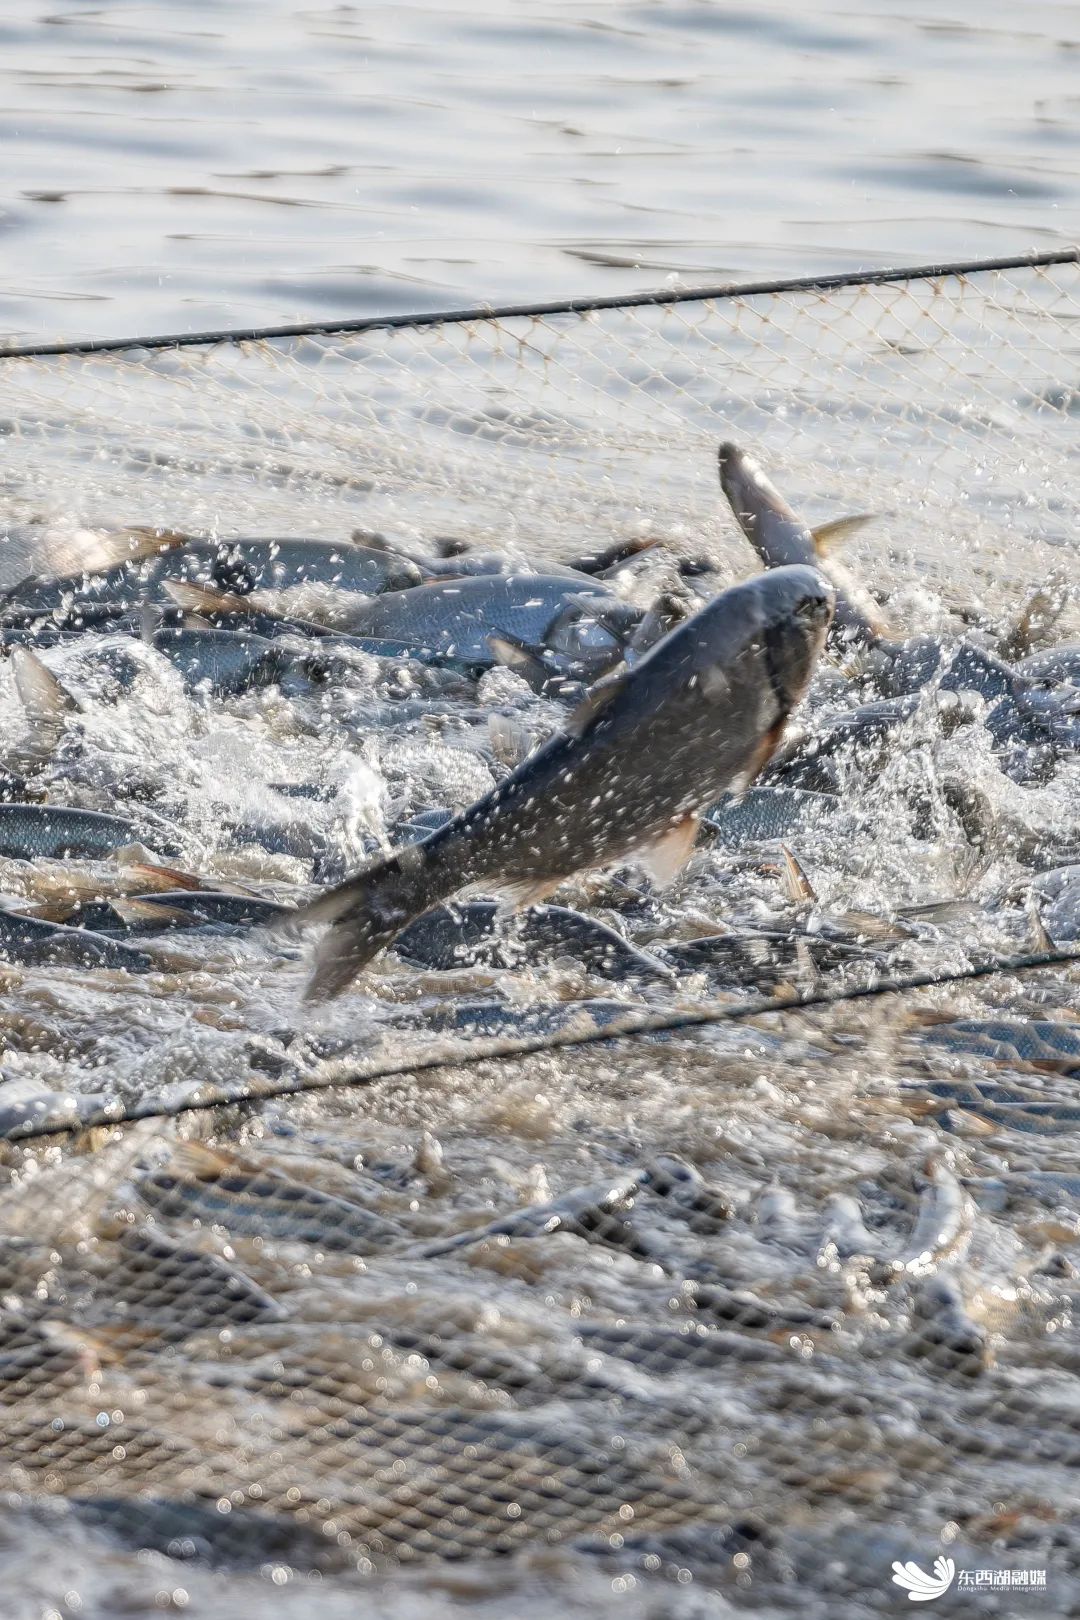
[1,255,1080,1616]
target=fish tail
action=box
[299,845,451,1000]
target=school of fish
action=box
[0,442,1079,1611]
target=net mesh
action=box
[0,261,1079,1615]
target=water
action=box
[1,0,1078,342]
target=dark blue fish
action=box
[0,911,158,971]
[394,900,673,982]
[0,805,135,860]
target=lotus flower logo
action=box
[891,1557,956,1602]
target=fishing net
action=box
[1,255,1079,1617]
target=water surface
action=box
[0,0,1076,340]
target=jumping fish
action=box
[290,564,834,997]
[718,442,883,645]
[718,443,1059,743]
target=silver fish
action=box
[147,536,422,599]
[339,574,630,669]
[718,441,884,645]
[291,564,834,997]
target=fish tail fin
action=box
[297,846,450,1000]
[809,513,875,554]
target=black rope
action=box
[0,248,1076,362]
[6,946,1077,1146]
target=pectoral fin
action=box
[110,897,199,929]
[566,666,630,736]
[635,813,700,886]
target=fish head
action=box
[754,564,835,712]
[545,595,642,671]
[717,442,816,569]
[751,563,835,709]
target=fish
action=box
[0,1081,109,1140]
[0,910,160,971]
[100,1222,285,1330]
[404,533,663,582]
[417,1168,655,1259]
[106,891,292,933]
[68,1495,349,1572]
[138,1142,402,1253]
[0,805,137,860]
[164,581,497,677]
[0,528,190,624]
[718,445,1075,765]
[392,899,673,982]
[717,442,884,644]
[0,536,421,631]
[0,857,207,923]
[919,1017,1080,1067]
[147,625,296,695]
[146,536,423,600]
[421,996,643,1038]
[703,785,840,845]
[160,578,339,640]
[891,1160,974,1278]
[338,574,632,670]
[289,564,834,997]
[1016,642,1080,686]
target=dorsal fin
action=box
[810,513,875,555]
[780,844,817,904]
[163,578,253,618]
[565,664,630,737]
[1027,893,1058,952]
[12,648,79,723]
